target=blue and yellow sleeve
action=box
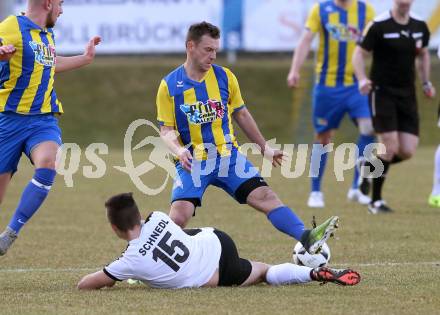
[365,3,375,25]
[156,79,175,127]
[305,3,320,33]
[0,16,19,46]
[225,68,245,112]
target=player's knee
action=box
[398,148,415,160]
[253,262,270,283]
[248,187,282,214]
[315,133,332,145]
[169,201,195,228]
[169,211,190,228]
[34,155,56,169]
[264,189,279,203]
[381,143,398,160]
[253,187,279,203]
[172,215,189,228]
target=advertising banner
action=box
[11,0,440,53]
[242,0,440,51]
[13,0,222,54]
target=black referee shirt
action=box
[360,11,430,88]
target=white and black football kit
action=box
[103,211,252,288]
[360,11,430,135]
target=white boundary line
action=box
[0,261,439,273]
[0,267,97,273]
[333,261,440,267]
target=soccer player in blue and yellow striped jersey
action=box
[157,22,340,254]
[287,0,376,208]
[0,0,101,255]
[157,59,244,161]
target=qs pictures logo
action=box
[114,119,177,195]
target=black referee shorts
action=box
[369,85,419,136]
[213,229,252,286]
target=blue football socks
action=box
[267,206,305,241]
[310,143,328,192]
[8,168,56,233]
[352,134,375,189]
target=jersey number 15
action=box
[152,231,190,272]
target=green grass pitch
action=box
[0,148,439,315]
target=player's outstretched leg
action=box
[265,263,316,285]
[265,263,361,286]
[310,267,361,286]
[247,187,338,254]
[301,216,339,254]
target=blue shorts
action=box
[312,84,371,134]
[0,112,62,174]
[171,148,267,207]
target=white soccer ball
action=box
[292,242,331,268]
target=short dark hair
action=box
[186,21,220,45]
[105,193,141,232]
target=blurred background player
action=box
[157,21,338,254]
[77,193,361,290]
[353,0,435,214]
[0,0,101,255]
[428,44,440,207]
[287,0,376,208]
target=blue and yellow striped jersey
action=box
[0,15,62,114]
[157,64,245,160]
[306,0,375,87]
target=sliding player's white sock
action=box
[266,263,312,285]
[432,145,440,196]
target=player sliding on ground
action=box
[77,193,360,290]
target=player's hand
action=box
[264,146,286,168]
[358,78,372,95]
[423,81,436,99]
[287,71,300,88]
[177,147,193,172]
[83,36,101,63]
[0,44,16,61]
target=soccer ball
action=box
[292,242,331,268]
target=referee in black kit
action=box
[352,0,436,214]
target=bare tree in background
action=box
[0,0,15,22]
